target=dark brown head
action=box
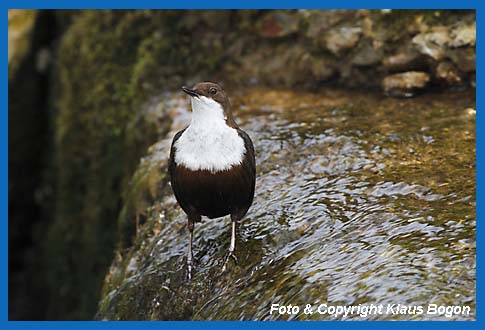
[182,82,237,127]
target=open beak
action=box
[182,86,199,98]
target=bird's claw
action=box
[187,264,192,281]
[222,250,238,272]
[187,254,194,281]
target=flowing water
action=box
[97,88,475,320]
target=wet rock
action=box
[435,61,462,86]
[258,11,300,38]
[97,88,476,320]
[325,27,362,55]
[382,71,430,97]
[411,22,476,72]
[412,26,450,61]
[449,22,476,48]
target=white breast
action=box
[174,96,245,172]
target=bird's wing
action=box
[237,128,256,197]
[168,128,188,211]
[168,128,186,177]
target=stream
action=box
[97,87,475,320]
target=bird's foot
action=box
[187,255,194,281]
[187,263,193,281]
[221,250,238,272]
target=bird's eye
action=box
[209,87,217,95]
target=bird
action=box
[168,82,256,280]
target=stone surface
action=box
[436,61,462,86]
[302,9,352,39]
[449,22,476,48]
[258,11,300,38]
[447,47,476,73]
[382,71,430,97]
[383,48,424,72]
[309,56,336,80]
[351,40,383,66]
[411,27,450,61]
[96,88,476,320]
[325,27,362,55]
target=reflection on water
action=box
[98,88,475,320]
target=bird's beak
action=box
[182,86,199,98]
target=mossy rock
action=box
[44,11,175,319]
[42,9,250,319]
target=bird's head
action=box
[182,82,236,127]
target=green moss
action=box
[8,10,37,79]
[117,141,169,250]
[44,11,175,319]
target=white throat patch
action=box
[174,96,245,172]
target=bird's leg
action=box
[187,219,195,280]
[229,219,236,255]
[222,215,239,272]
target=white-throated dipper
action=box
[169,82,256,279]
